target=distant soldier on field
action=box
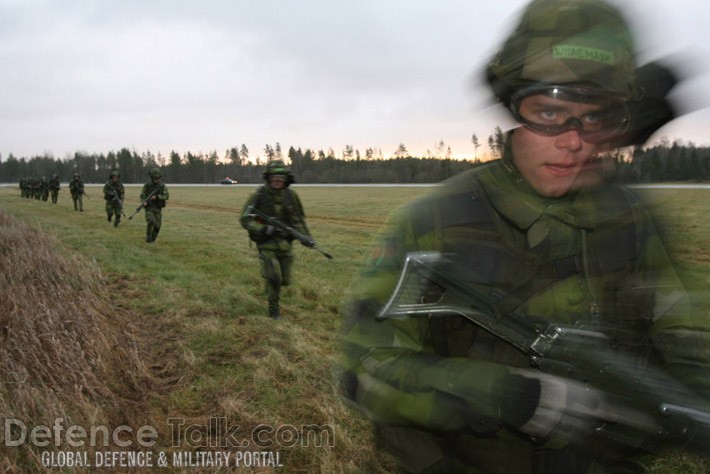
[48,174,61,204]
[19,178,28,198]
[140,168,169,243]
[32,178,41,200]
[39,177,50,202]
[69,173,85,211]
[103,170,125,227]
[240,160,315,320]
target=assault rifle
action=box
[110,189,126,217]
[129,187,161,220]
[377,251,710,454]
[244,205,333,259]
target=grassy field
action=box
[0,183,708,473]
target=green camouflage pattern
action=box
[68,176,85,211]
[341,145,710,472]
[240,185,310,315]
[140,181,168,242]
[48,176,60,203]
[103,179,125,226]
[487,0,638,102]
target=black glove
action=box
[497,369,656,448]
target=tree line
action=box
[1,137,709,184]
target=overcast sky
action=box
[1,0,709,162]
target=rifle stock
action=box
[377,251,710,454]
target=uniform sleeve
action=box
[239,191,265,235]
[158,185,168,201]
[139,184,148,201]
[341,204,509,433]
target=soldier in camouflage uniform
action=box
[69,173,85,211]
[39,177,50,202]
[32,178,41,200]
[140,168,169,243]
[341,1,710,472]
[103,170,125,227]
[240,160,314,320]
[48,174,61,204]
[19,178,28,198]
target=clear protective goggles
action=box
[509,85,629,143]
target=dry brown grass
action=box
[0,210,178,472]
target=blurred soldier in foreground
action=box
[69,173,84,211]
[103,170,125,227]
[48,174,60,204]
[341,1,710,472]
[240,160,315,320]
[140,168,169,243]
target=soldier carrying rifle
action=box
[341,1,710,472]
[48,174,60,204]
[103,170,125,227]
[138,168,169,243]
[240,160,317,320]
[69,173,85,211]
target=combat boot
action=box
[268,307,281,320]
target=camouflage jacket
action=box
[239,185,310,252]
[103,181,125,202]
[342,152,710,472]
[140,182,168,209]
[69,179,84,196]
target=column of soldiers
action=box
[15,169,169,241]
[19,177,52,201]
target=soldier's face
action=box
[269,176,286,189]
[511,99,608,198]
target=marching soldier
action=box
[69,173,85,211]
[48,174,61,204]
[240,160,314,320]
[140,168,169,243]
[103,170,125,227]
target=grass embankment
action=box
[0,210,175,472]
[0,184,708,473]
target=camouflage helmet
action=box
[486,0,639,106]
[110,170,120,178]
[262,160,295,186]
[149,168,162,178]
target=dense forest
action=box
[1,137,710,184]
